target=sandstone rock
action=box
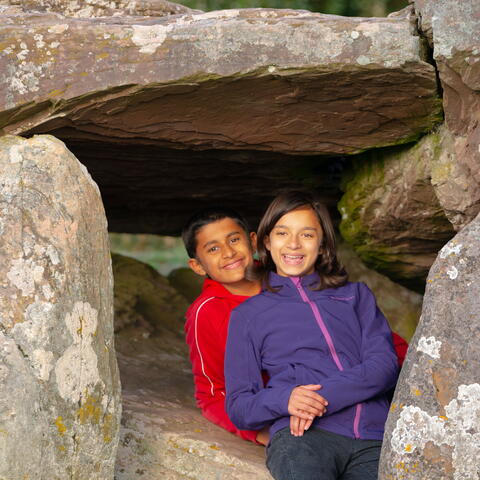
[379,212,480,480]
[410,0,480,229]
[339,131,455,291]
[337,242,422,341]
[114,332,271,479]
[1,7,440,157]
[0,135,121,479]
[8,0,196,17]
[112,252,188,335]
[168,267,204,303]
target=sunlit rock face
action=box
[0,135,121,480]
[379,212,480,480]
[1,6,440,157]
[8,0,196,17]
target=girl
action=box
[225,190,399,480]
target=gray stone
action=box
[379,212,480,480]
[0,7,440,157]
[0,135,121,479]
[111,252,188,335]
[8,0,196,17]
[168,267,204,304]
[114,332,271,480]
[411,0,480,229]
[339,130,455,291]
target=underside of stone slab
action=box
[1,8,441,157]
[61,140,343,234]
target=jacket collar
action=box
[202,278,251,300]
[265,271,321,296]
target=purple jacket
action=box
[225,272,399,441]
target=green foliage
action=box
[180,0,408,16]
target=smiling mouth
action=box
[282,254,305,266]
[223,259,244,270]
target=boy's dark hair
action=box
[182,207,250,258]
[256,190,348,291]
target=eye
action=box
[303,233,314,238]
[230,236,240,244]
[207,246,219,253]
[275,230,287,236]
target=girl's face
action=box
[265,206,323,278]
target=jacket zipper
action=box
[291,277,363,439]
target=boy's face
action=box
[188,218,256,288]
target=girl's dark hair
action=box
[182,207,250,258]
[256,190,347,291]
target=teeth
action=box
[284,255,303,259]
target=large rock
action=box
[114,322,270,479]
[379,212,480,480]
[9,0,196,17]
[410,0,480,229]
[111,252,189,334]
[1,6,440,158]
[0,135,121,479]
[338,130,455,291]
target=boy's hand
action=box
[287,384,328,420]
[290,413,313,437]
[256,426,270,446]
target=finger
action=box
[297,417,308,436]
[289,408,316,421]
[290,415,300,436]
[299,384,322,391]
[296,391,329,407]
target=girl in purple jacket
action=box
[225,190,399,480]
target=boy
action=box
[182,207,268,444]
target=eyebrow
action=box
[273,225,317,231]
[202,231,241,249]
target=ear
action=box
[188,258,207,277]
[264,234,271,251]
[249,231,257,253]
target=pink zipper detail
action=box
[353,403,362,439]
[291,277,363,438]
[292,277,344,372]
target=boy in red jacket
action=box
[182,207,268,444]
[182,207,408,445]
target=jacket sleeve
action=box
[225,309,293,431]
[317,283,399,415]
[187,300,259,443]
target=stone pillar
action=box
[379,213,480,480]
[0,135,121,479]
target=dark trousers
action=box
[266,428,382,480]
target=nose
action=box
[222,243,236,258]
[287,234,301,250]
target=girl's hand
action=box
[290,413,313,437]
[287,384,328,420]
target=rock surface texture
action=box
[112,252,189,334]
[8,0,196,17]
[379,212,480,480]
[115,334,271,480]
[411,0,480,229]
[0,6,440,156]
[0,135,121,479]
[339,131,455,291]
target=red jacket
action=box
[185,278,408,443]
[185,278,260,442]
